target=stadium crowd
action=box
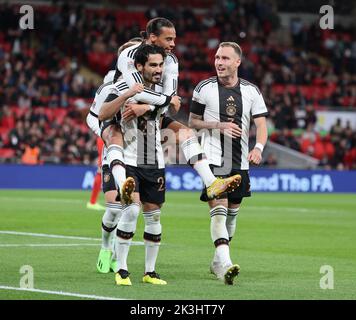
[0,1,355,168]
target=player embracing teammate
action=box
[86,17,267,286]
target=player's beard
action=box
[151,73,162,84]
[143,71,161,85]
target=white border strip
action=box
[0,231,101,241]
[0,243,99,247]
[0,286,124,300]
[0,231,144,245]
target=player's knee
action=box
[179,128,194,142]
[144,210,161,225]
[101,127,110,144]
[107,202,123,221]
[102,206,121,231]
[104,190,117,203]
[108,135,122,147]
[108,127,123,144]
[125,203,140,221]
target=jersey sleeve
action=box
[86,112,100,137]
[162,53,179,96]
[190,86,206,116]
[91,84,114,113]
[250,87,268,118]
[103,86,121,103]
[117,50,171,108]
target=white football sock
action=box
[216,245,232,269]
[107,144,126,191]
[210,205,232,268]
[193,160,216,187]
[143,209,162,273]
[111,165,126,192]
[226,207,239,241]
[107,202,123,250]
[181,136,216,187]
[115,203,140,271]
[101,203,122,249]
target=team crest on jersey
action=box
[104,173,111,183]
[128,60,135,70]
[226,104,237,116]
[226,96,237,116]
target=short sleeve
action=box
[190,87,206,116]
[251,87,268,118]
[104,86,121,103]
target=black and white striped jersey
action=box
[117,43,179,108]
[87,70,115,137]
[107,79,167,169]
[190,77,268,170]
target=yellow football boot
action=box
[142,272,167,285]
[206,174,242,199]
[115,269,132,286]
[223,264,240,285]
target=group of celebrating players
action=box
[86,17,268,286]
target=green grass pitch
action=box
[0,190,355,300]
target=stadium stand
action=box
[0,1,355,169]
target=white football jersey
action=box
[107,79,167,169]
[191,77,268,170]
[117,43,178,107]
[86,70,115,137]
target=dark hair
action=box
[134,44,166,67]
[128,37,144,43]
[140,17,174,39]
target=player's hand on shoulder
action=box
[248,148,262,165]
[122,103,150,122]
[218,122,242,138]
[169,95,181,114]
[127,83,144,97]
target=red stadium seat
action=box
[0,148,15,159]
[207,27,220,38]
[116,12,147,29]
[87,52,116,75]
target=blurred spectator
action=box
[275,128,300,151]
[21,138,40,165]
[304,105,317,129]
[0,1,355,168]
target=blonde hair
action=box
[219,42,242,58]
